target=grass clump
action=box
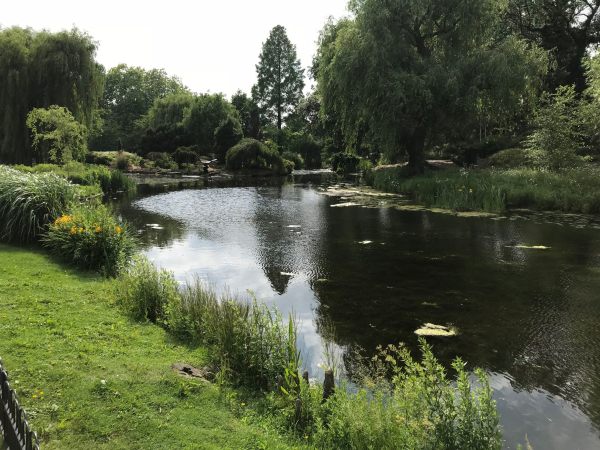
[370,165,600,214]
[117,258,300,391]
[42,204,135,277]
[0,166,76,242]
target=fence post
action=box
[0,359,40,450]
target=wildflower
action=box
[469,188,473,193]
[95,226,102,233]
[115,226,123,234]
[69,226,77,235]
[78,227,84,234]
[54,215,73,226]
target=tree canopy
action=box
[252,26,305,131]
[315,0,548,173]
[0,27,103,164]
[91,64,188,150]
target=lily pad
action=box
[414,323,458,337]
[511,245,551,250]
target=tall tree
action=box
[503,0,600,91]
[0,27,103,164]
[316,0,547,174]
[252,26,305,131]
[91,64,188,150]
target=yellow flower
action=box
[115,226,123,234]
[95,226,102,233]
[69,226,77,235]
[78,227,84,234]
[54,215,73,226]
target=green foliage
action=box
[315,1,547,172]
[26,106,88,164]
[282,159,295,174]
[91,64,188,150]
[115,153,130,171]
[487,148,532,169]
[115,255,179,322]
[370,165,600,214]
[331,152,361,174]
[42,204,135,277]
[252,26,305,130]
[526,85,583,170]
[173,146,199,165]
[145,152,178,170]
[183,94,239,153]
[225,138,287,174]
[286,132,322,169]
[0,166,76,242]
[0,27,103,164]
[282,151,304,170]
[214,116,243,160]
[231,90,261,138]
[307,342,500,449]
[117,260,301,391]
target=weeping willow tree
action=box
[0,27,104,164]
[315,0,548,173]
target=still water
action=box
[115,173,600,449]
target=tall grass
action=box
[116,258,502,448]
[116,258,300,391]
[369,165,600,214]
[14,162,135,194]
[0,165,76,242]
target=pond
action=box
[114,172,600,449]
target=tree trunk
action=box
[407,127,426,175]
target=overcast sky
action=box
[2,0,350,97]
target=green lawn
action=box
[0,244,296,449]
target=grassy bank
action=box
[0,245,296,449]
[368,165,600,214]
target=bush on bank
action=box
[225,138,290,175]
[42,204,135,277]
[116,257,502,449]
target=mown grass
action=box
[0,244,299,449]
[369,165,600,213]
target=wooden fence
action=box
[0,359,40,450]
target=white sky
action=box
[1,0,349,97]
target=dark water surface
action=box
[115,173,600,449]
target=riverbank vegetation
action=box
[117,257,502,449]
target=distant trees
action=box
[315,0,547,173]
[139,92,242,159]
[27,106,88,164]
[253,26,304,131]
[231,91,261,138]
[0,27,103,164]
[91,64,188,150]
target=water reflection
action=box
[115,174,600,449]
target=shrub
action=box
[214,116,243,160]
[225,138,287,174]
[282,159,295,174]
[116,255,179,322]
[0,166,76,242]
[173,146,199,165]
[487,148,531,169]
[282,151,304,169]
[146,152,178,170]
[526,85,583,170]
[331,152,361,173]
[288,133,322,169]
[42,204,135,276]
